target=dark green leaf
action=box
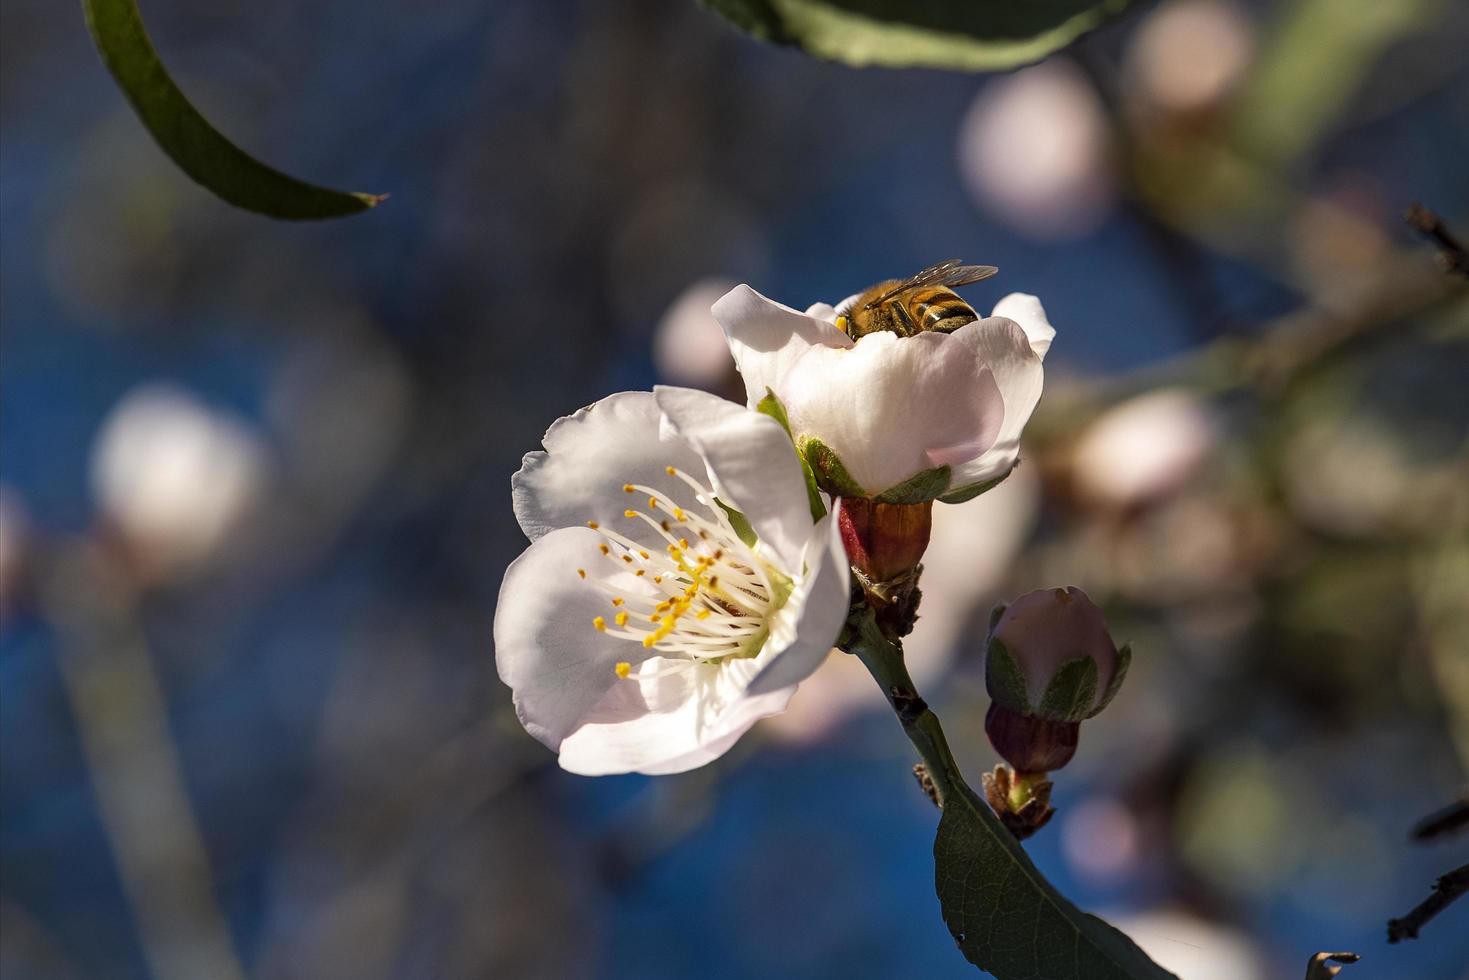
[83,0,381,220]
[698,0,1129,72]
[935,785,1178,979]
[1038,656,1099,723]
[875,465,951,504]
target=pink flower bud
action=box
[983,587,1131,773]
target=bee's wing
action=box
[862,260,998,308]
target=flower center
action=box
[578,465,792,679]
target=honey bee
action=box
[836,259,998,339]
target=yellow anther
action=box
[639,550,650,559]
[649,614,660,622]
[708,576,719,588]
[576,568,586,579]
[665,466,677,476]
[598,544,610,556]
[698,530,709,539]
[615,612,629,627]
[635,569,646,577]
[593,616,607,632]
[623,484,635,493]
[587,520,599,530]
[649,497,660,510]
[653,575,663,584]
[835,314,849,332]
[624,509,638,519]
[679,538,690,548]
[642,635,656,647]
[696,609,711,620]
[615,661,632,678]
[660,520,671,532]
[712,549,724,560]
[674,508,686,521]
[611,597,624,606]
[621,554,633,563]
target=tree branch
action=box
[1405,204,1469,278]
[1411,796,1469,842]
[1387,863,1469,943]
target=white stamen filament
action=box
[582,465,790,677]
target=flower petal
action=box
[991,292,1055,360]
[493,526,654,750]
[512,391,705,548]
[654,385,813,570]
[557,658,795,775]
[779,331,1004,494]
[945,317,1046,491]
[713,285,851,408]
[746,509,850,696]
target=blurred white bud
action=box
[1124,0,1254,116]
[958,61,1114,240]
[652,278,738,388]
[1114,909,1265,980]
[1073,389,1218,508]
[766,466,1039,744]
[91,384,267,576]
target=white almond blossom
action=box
[713,284,1055,500]
[495,387,849,775]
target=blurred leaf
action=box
[82,0,382,219]
[1305,951,1360,979]
[934,783,1177,979]
[698,0,1129,71]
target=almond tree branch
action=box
[1405,204,1469,278]
[1387,863,1469,943]
[1411,796,1469,842]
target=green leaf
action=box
[758,390,827,521]
[799,437,866,499]
[938,472,1008,505]
[83,0,381,220]
[935,786,1178,979]
[1038,656,1099,723]
[984,638,1030,714]
[875,465,951,504]
[698,0,1129,72]
[1088,642,1131,719]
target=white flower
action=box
[713,284,1054,499]
[494,387,850,775]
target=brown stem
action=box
[1405,204,1469,278]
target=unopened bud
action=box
[983,587,1131,773]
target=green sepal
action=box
[716,499,758,548]
[799,436,866,499]
[758,389,826,521]
[984,638,1030,714]
[987,602,1007,633]
[875,465,952,504]
[938,471,1009,505]
[1038,656,1100,723]
[1087,643,1131,718]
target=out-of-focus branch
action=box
[1387,863,1469,943]
[1412,796,1469,842]
[1406,204,1469,278]
[42,542,246,980]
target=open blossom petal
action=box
[780,329,1005,494]
[714,285,851,409]
[713,284,1054,498]
[654,385,812,570]
[496,389,850,775]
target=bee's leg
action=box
[930,313,979,334]
[890,301,918,337]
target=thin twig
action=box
[1405,204,1469,278]
[1304,951,1360,980]
[1387,863,1469,943]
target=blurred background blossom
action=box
[2,0,1467,977]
